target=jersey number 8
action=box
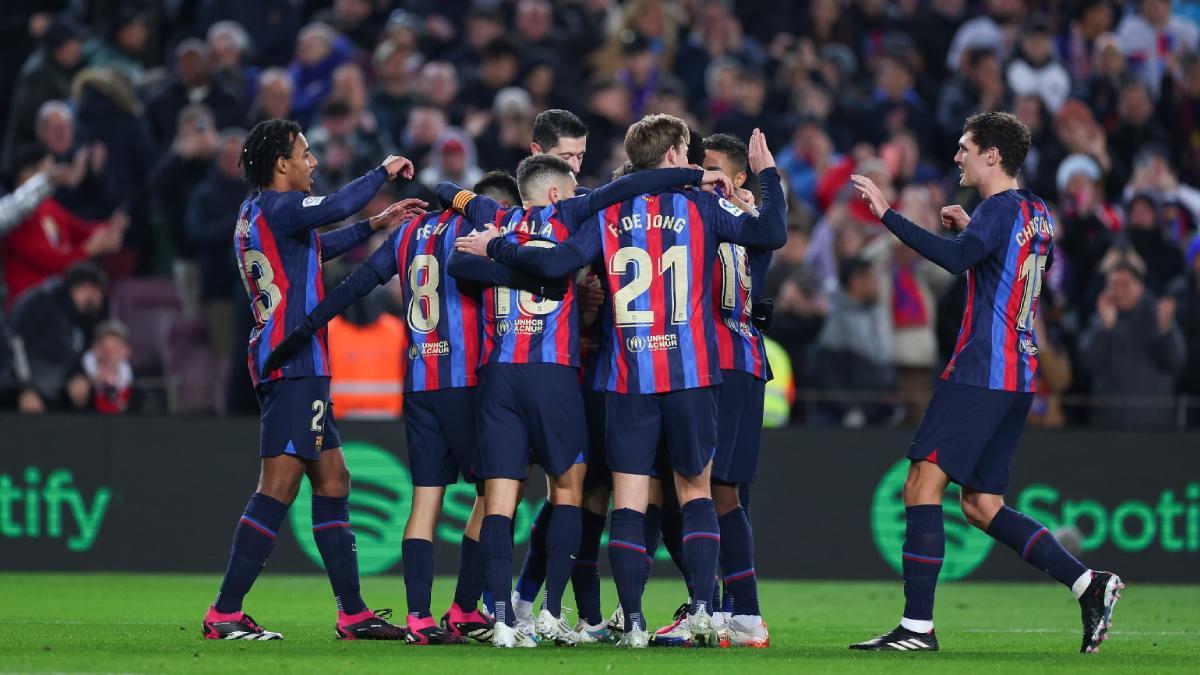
[408,254,441,334]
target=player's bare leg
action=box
[305,449,404,640]
[533,463,586,645]
[203,455,306,640]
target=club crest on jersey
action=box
[718,198,744,216]
[1018,337,1039,356]
[301,196,326,208]
[314,435,324,452]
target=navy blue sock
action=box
[515,500,552,604]
[572,509,606,625]
[482,589,494,616]
[901,505,944,623]
[681,498,721,616]
[738,483,752,516]
[988,506,1087,587]
[453,535,485,610]
[543,504,581,616]
[642,504,661,589]
[719,506,759,616]
[721,583,733,615]
[481,514,515,626]
[402,538,434,618]
[312,495,366,614]
[608,508,647,632]
[214,492,287,613]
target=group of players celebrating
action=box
[203,105,1123,655]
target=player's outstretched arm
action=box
[446,247,567,300]
[269,161,407,236]
[318,198,427,260]
[559,167,714,225]
[708,168,787,250]
[454,219,600,278]
[850,174,990,274]
[260,241,397,376]
[436,181,504,229]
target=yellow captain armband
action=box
[452,189,475,213]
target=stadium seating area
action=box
[0,0,1197,427]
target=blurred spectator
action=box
[514,0,563,63]
[1170,238,1200,425]
[83,7,149,87]
[945,0,1024,72]
[937,47,1008,154]
[475,88,535,174]
[1116,0,1199,99]
[714,69,788,149]
[1013,94,1059,198]
[675,0,767,107]
[9,262,108,413]
[1027,308,1073,428]
[1109,80,1171,173]
[1006,16,1070,113]
[313,0,382,53]
[1058,0,1115,81]
[1166,54,1200,185]
[195,0,299,68]
[288,23,355,125]
[1124,192,1185,293]
[1079,32,1127,131]
[1053,99,1124,200]
[1122,145,1200,239]
[246,68,294,127]
[0,149,84,244]
[1,147,126,308]
[911,0,970,83]
[398,101,447,170]
[34,100,120,222]
[419,128,483,191]
[422,61,464,126]
[1080,263,1185,427]
[208,21,258,109]
[307,99,387,194]
[185,129,246,367]
[146,104,219,264]
[369,42,417,149]
[445,7,505,72]
[777,117,840,212]
[3,14,85,171]
[814,255,896,427]
[461,38,521,113]
[329,63,380,138]
[145,39,242,149]
[82,319,135,414]
[764,221,827,421]
[1055,153,1119,304]
[579,77,633,183]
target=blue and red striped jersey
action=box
[579,265,612,391]
[481,205,579,367]
[711,243,772,381]
[234,167,386,387]
[386,210,483,392]
[942,189,1054,393]
[487,169,786,394]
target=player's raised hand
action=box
[454,224,501,257]
[850,174,890,219]
[698,169,735,196]
[748,128,776,173]
[381,155,415,181]
[940,205,970,231]
[369,198,428,231]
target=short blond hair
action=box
[624,114,690,170]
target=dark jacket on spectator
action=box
[145,78,243,149]
[1170,272,1200,408]
[1079,296,1186,428]
[2,48,76,171]
[8,278,98,402]
[184,165,245,303]
[146,151,211,260]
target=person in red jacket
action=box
[1,147,126,308]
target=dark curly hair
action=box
[962,111,1030,178]
[240,119,303,188]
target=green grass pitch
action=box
[0,573,1196,673]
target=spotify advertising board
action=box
[3,416,1197,581]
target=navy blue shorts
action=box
[712,369,766,484]
[476,363,587,481]
[403,387,479,486]
[256,376,341,461]
[582,389,612,492]
[605,386,718,478]
[908,380,1034,495]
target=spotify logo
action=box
[291,441,413,574]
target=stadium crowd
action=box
[0,0,1197,428]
